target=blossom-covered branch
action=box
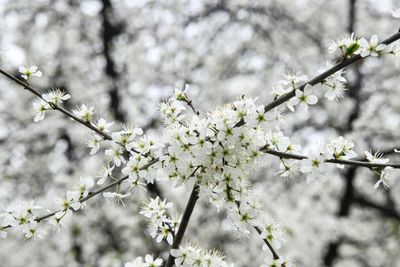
[0,69,112,139]
[262,30,400,113]
[262,148,400,169]
[0,68,147,156]
[1,157,159,231]
[2,21,400,267]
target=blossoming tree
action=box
[1,1,400,267]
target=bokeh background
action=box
[1,0,400,266]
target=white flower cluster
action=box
[4,59,398,266]
[260,256,295,267]
[32,88,71,122]
[140,197,178,244]
[73,104,95,122]
[125,255,163,267]
[364,151,394,189]
[299,136,357,182]
[53,177,94,212]
[171,245,233,267]
[393,8,400,18]
[19,65,42,80]
[0,177,94,239]
[258,218,286,251]
[328,32,400,67]
[319,61,347,101]
[328,33,388,58]
[0,200,43,239]
[153,90,297,255]
[271,72,318,112]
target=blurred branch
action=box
[101,0,126,122]
[353,192,400,221]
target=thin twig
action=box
[263,31,400,113]
[253,225,280,260]
[2,158,160,230]
[0,69,113,139]
[234,30,400,128]
[164,183,200,267]
[262,148,400,169]
[0,69,145,155]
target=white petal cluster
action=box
[42,88,71,105]
[323,136,357,161]
[0,177,94,238]
[171,245,233,267]
[153,92,295,243]
[300,152,327,183]
[140,197,176,244]
[271,71,308,98]
[393,8,400,18]
[174,84,190,102]
[73,104,95,122]
[286,85,318,112]
[319,61,347,101]
[300,137,357,182]
[160,99,187,125]
[374,167,395,190]
[364,151,394,190]
[365,151,389,164]
[95,118,114,133]
[260,256,295,267]
[103,191,130,206]
[125,255,163,267]
[258,218,286,250]
[86,118,114,155]
[54,177,94,212]
[32,88,71,122]
[11,69,398,266]
[32,99,50,122]
[328,33,395,60]
[328,33,361,57]
[19,65,42,80]
[0,201,43,239]
[359,35,387,57]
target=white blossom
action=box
[328,33,361,56]
[359,35,387,57]
[105,143,126,167]
[103,192,130,206]
[87,134,102,155]
[19,65,42,80]
[365,151,389,164]
[32,99,50,122]
[73,104,95,122]
[174,84,189,102]
[323,136,357,162]
[286,85,318,112]
[95,118,114,133]
[42,88,71,105]
[374,167,395,190]
[20,221,46,239]
[300,152,327,183]
[392,8,400,18]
